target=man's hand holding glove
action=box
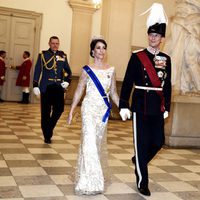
[33,82,69,96]
[33,87,40,96]
[163,111,169,119]
[119,108,131,121]
[61,82,69,89]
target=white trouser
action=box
[22,87,30,93]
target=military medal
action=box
[154,56,167,69]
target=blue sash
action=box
[83,65,112,122]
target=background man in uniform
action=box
[11,51,32,104]
[119,3,171,196]
[33,36,72,144]
[0,50,6,102]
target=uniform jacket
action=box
[33,49,72,93]
[16,58,32,87]
[120,48,171,115]
[0,57,6,86]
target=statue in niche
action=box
[164,0,200,96]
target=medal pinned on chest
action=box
[154,56,167,69]
[56,55,65,61]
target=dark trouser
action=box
[21,92,29,104]
[133,112,164,189]
[40,84,64,140]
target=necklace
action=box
[92,62,109,70]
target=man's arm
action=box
[119,54,136,121]
[163,56,171,112]
[119,54,135,109]
[63,54,72,84]
[33,53,42,88]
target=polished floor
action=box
[0,102,200,200]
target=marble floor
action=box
[0,102,200,200]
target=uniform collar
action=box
[0,56,5,61]
[147,46,160,55]
[23,57,30,62]
[48,48,58,54]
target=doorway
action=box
[0,7,42,102]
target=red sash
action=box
[137,51,165,112]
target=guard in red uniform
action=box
[0,50,6,102]
[12,51,32,103]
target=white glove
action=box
[61,82,69,89]
[33,87,40,96]
[119,108,131,121]
[163,111,169,119]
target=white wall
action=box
[132,0,176,49]
[0,0,176,78]
[0,0,102,61]
[91,6,102,39]
[0,0,73,55]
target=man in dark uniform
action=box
[33,36,72,144]
[119,3,171,196]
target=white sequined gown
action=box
[71,66,119,195]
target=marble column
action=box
[68,0,99,75]
[165,95,200,147]
[66,0,100,104]
[100,0,135,80]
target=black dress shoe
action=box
[44,138,51,144]
[138,187,151,196]
[131,156,135,164]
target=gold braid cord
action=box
[41,53,56,70]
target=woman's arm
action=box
[110,69,119,107]
[67,69,87,124]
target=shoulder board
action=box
[59,51,67,56]
[132,48,144,53]
[161,51,170,57]
[40,50,48,54]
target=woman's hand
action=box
[67,112,73,125]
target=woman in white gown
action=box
[67,37,119,195]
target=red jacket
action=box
[0,57,6,86]
[16,58,32,87]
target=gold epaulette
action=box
[132,48,144,53]
[39,51,46,55]
[59,51,67,58]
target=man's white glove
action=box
[33,87,40,96]
[119,108,131,121]
[163,111,169,119]
[61,82,69,89]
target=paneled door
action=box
[0,15,35,101]
[0,7,42,102]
